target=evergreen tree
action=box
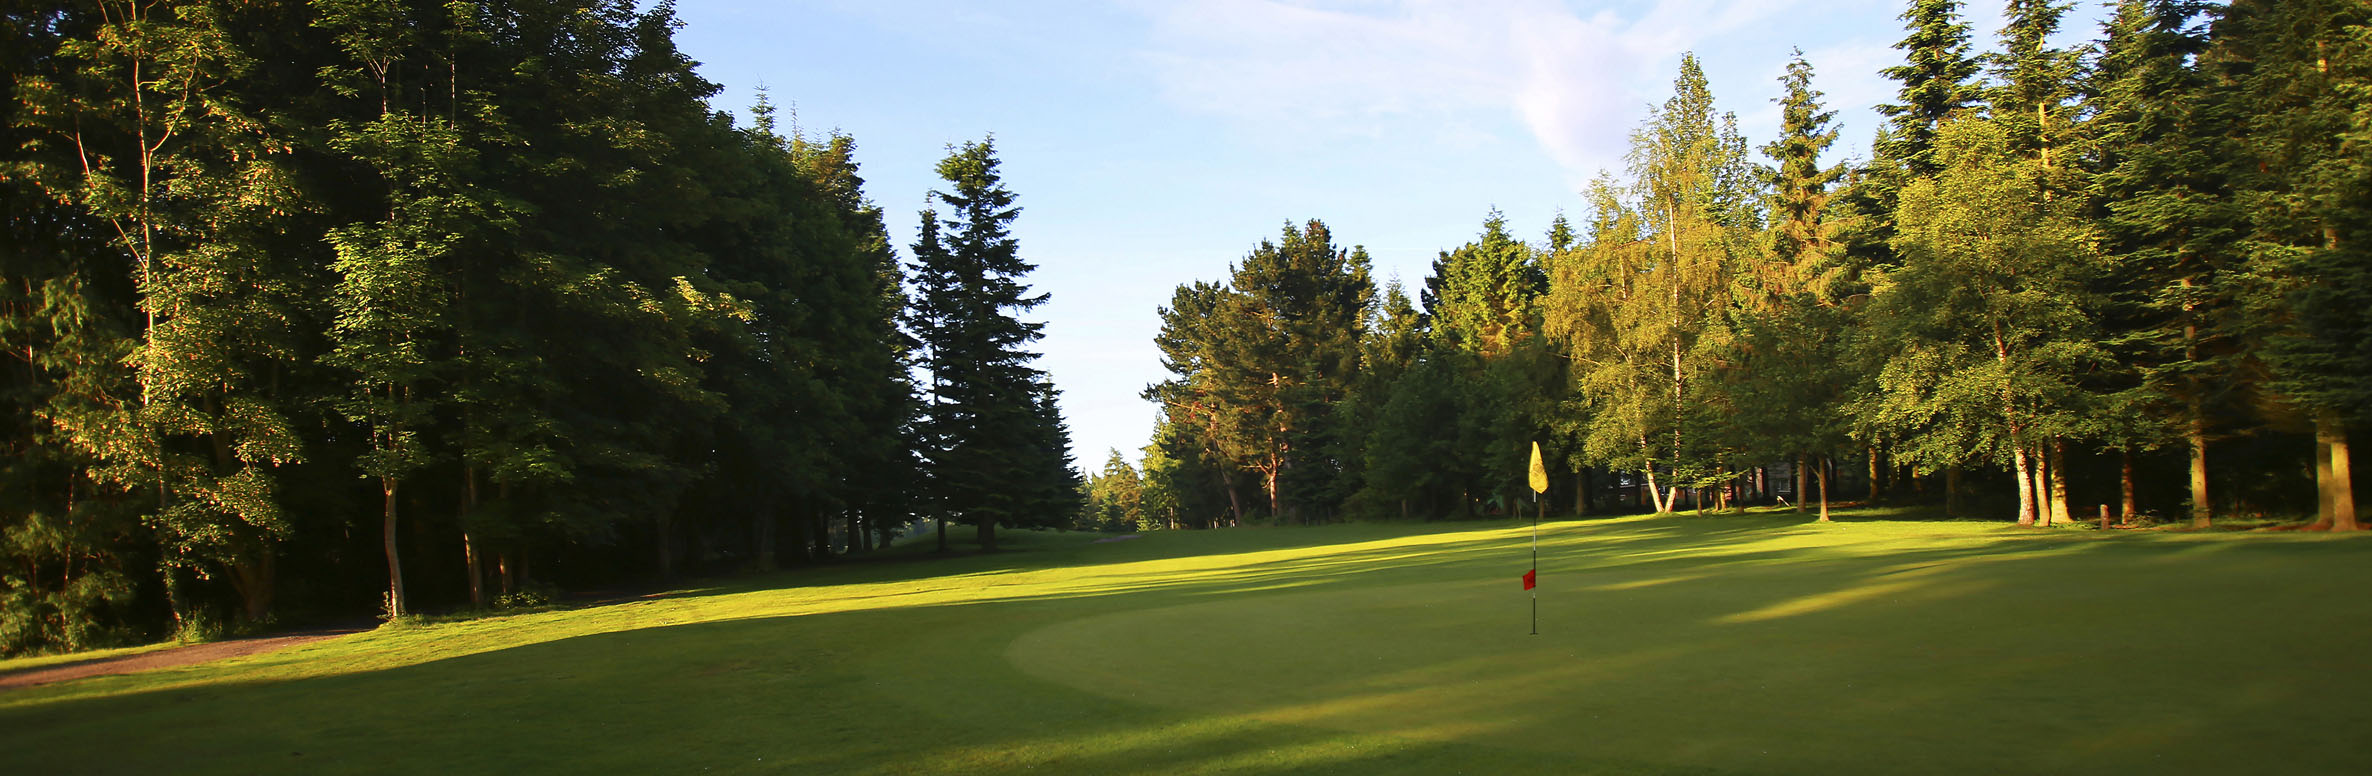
[909,137,1077,551]
[1431,210,1546,358]
[1762,49,1847,299]
[2211,0,2372,529]
[1146,221,1372,522]
[1988,0,2083,177]
[1877,0,1985,177]
[2088,0,2229,526]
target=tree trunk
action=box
[2319,412,2357,531]
[978,514,998,552]
[463,532,483,608]
[2316,434,2335,526]
[462,467,483,607]
[2187,396,2211,528]
[935,515,947,552]
[1793,455,1807,513]
[2048,439,2071,529]
[2012,445,2036,526]
[1815,456,1830,522]
[1946,466,1963,518]
[230,552,275,623]
[1575,470,1588,516]
[1867,445,1881,502]
[1643,467,1670,514]
[1221,468,1245,526]
[382,476,406,618]
[2032,447,2054,526]
[1264,464,1281,521]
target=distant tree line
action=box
[1092,0,2368,535]
[1,0,1078,655]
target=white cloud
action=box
[1138,0,1817,185]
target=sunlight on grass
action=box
[6,510,2372,774]
[0,642,179,675]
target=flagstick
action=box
[1531,490,1539,636]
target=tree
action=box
[1545,55,1759,513]
[1877,0,1985,178]
[909,137,1077,551]
[2211,0,2372,530]
[1763,49,1846,293]
[1727,50,1853,520]
[1080,449,1145,532]
[13,0,312,630]
[2087,0,2229,526]
[1429,210,1545,358]
[1988,0,2083,177]
[1147,221,1371,523]
[1862,117,2105,525]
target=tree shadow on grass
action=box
[7,518,2370,774]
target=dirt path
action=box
[0,628,365,692]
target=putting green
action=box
[4,513,2368,774]
[1010,518,2372,774]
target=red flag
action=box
[1522,569,1536,590]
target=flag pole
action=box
[1527,441,1548,636]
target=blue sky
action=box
[670,0,2116,470]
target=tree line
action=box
[1089,0,2368,536]
[1,0,1077,655]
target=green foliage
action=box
[1078,449,1147,532]
[2214,0,2372,422]
[1877,0,1984,177]
[1428,210,1545,357]
[0,0,943,651]
[1146,220,1372,523]
[1858,117,2106,521]
[909,138,1082,549]
[1762,49,1846,287]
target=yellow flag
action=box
[1528,441,1549,494]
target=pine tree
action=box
[1722,49,1855,520]
[2089,0,2229,527]
[2211,0,2372,529]
[1877,0,1985,177]
[1146,222,1371,522]
[909,137,1076,551]
[1989,0,2083,176]
[1762,49,1846,298]
[1431,210,1546,358]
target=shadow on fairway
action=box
[6,518,2370,774]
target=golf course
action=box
[5,510,2367,774]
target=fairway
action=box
[5,513,2369,774]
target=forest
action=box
[1,0,1077,655]
[1086,0,2371,537]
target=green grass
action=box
[5,510,2369,774]
[0,641,181,674]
